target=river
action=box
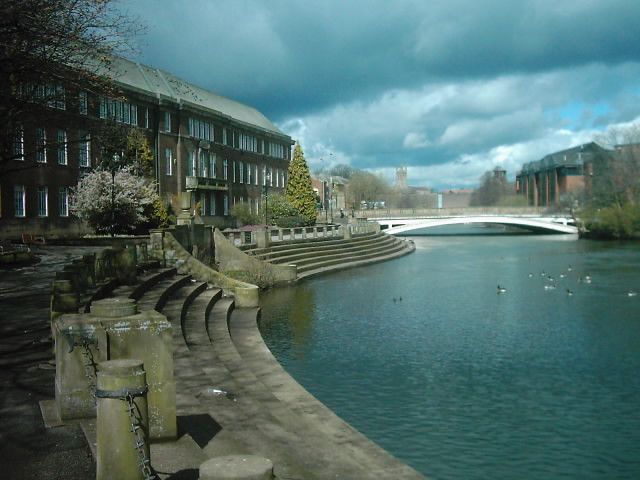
[258,228,640,479]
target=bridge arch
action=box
[379,216,578,235]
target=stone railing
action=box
[221,222,381,248]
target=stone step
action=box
[182,287,222,347]
[136,274,193,312]
[247,231,382,259]
[110,267,176,299]
[271,235,401,267]
[296,239,411,275]
[298,243,413,279]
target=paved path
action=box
[0,246,100,479]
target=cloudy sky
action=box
[120,0,640,190]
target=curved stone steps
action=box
[203,300,331,478]
[136,274,193,312]
[153,286,320,478]
[297,239,413,277]
[110,267,176,299]
[248,232,382,261]
[182,287,222,347]
[277,235,403,268]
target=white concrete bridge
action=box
[361,208,578,235]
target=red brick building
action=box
[0,56,293,239]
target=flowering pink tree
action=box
[72,165,159,235]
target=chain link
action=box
[80,342,98,400]
[125,393,154,480]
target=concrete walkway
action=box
[0,246,100,479]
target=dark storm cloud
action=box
[121,0,640,188]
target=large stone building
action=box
[0,56,293,239]
[515,142,607,207]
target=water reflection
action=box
[260,233,640,479]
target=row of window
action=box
[13,127,91,167]
[193,192,271,217]
[26,82,287,160]
[12,185,69,218]
[184,150,286,186]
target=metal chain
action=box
[125,393,154,480]
[80,342,98,399]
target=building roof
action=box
[100,56,288,139]
[517,142,606,175]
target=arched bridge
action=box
[374,213,578,235]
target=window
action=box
[239,133,258,152]
[165,148,173,175]
[210,153,217,178]
[14,185,25,217]
[239,161,244,184]
[223,194,229,215]
[57,130,67,165]
[58,187,69,217]
[79,134,91,167]
[188,118,214,141]
[13,127,24,160]
[268,142,284,159]
[262,165,267,186]
[163,111,171,132]
[254,164,259,185]
[223,159,228,180]
[144,108,149,129]
[232,161,236,183]
[79,91,88,115]
[269,167,273,186]
[187,151,197,177]
[247,163,252,185]
[37,186,48,217]
[208,192,216,216]
[275,168,279,188]
[36,127,46,163]
[199,150,208,177]
[99,97,138,125]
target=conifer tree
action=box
[285,142,317,225]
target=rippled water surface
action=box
[259,232,640,479]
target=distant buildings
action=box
[1,56,293,239]
[515,142,607,207]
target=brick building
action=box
[515,142,607,207]
[0,56,293,239]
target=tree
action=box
[347,171,389,207]
[328,164,354,179]
[470,171,509,206]
[285,142,317,225]
[0,0,141,175]
[71,166,160,235]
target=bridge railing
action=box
[359,206,558,218]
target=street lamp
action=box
[264,169,271,226]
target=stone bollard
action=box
[199,455,274,480]
[94,249,113,282]
[341,225,352,240]
[256,228,270,249]
[113,244,138,285]
[91,297,177,441]
[277,228,283,241]
[53,313,106,420]
[301,227,307,239]
[136,243,149,264]
[234,285,259,308]
[51,278,80,321]
[82,253,97,288]
[96,359,150,480]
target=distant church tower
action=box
[395,166,408,189]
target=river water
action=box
[258,229,640,479]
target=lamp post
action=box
[263,169,271,226]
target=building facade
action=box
[515,142,606,207]
[0,56,293,239]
